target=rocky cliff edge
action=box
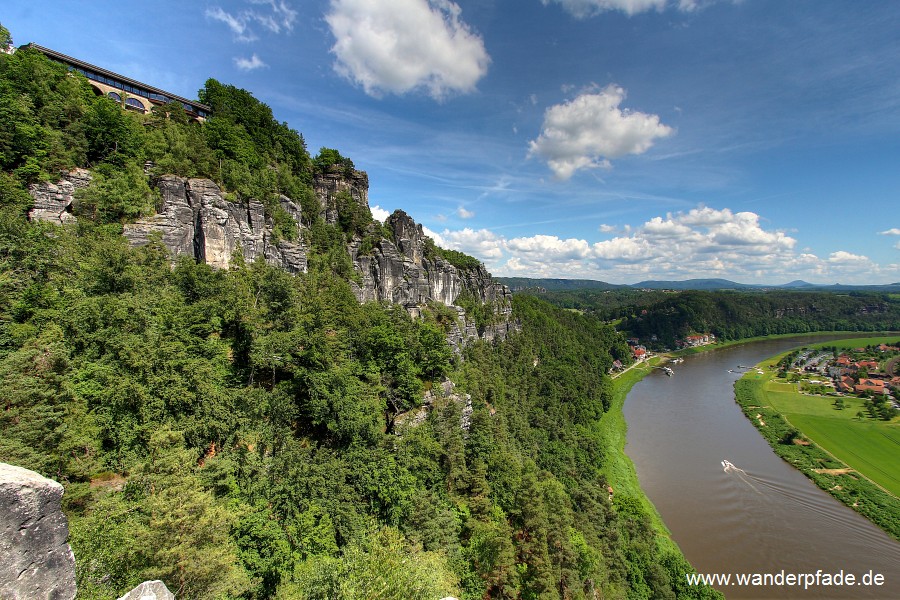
[29,168,517,348]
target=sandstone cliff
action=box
[29,168,517,347]
[122,175,308,273]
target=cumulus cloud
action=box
[541,0,715,18]
[528,85,673,179]
[879,228,900,236]
[235,54,268,71]
[370,205,390,222]
[207,1,297,41]
[425,205,898,283]
[326,0,490,99]
[456,206,475,219]
[827,251,870,265]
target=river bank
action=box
[599,358,725,599]
[620,334,900,598]
[733,337,900,542]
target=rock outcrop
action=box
[314,165,369,225]
[29,168,517,347]
[27,168,91,224]
[0,463,77,600]
[117,580,174,600]
[350,209,517,349]
[122,176,307,273]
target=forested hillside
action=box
[522,286,900,347]
[0,35,720,599]
[621,290,900,346]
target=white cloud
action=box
[827,251,870,265]
[370,204,390,222]
[456,206,475,219]
[879,228,900,236]
[528,85,673,179]
[541,0,716,18]
[326,0,490,100]
[429,227,503,259]
[207,7,255,42]
[207,2,297,43]
[599,224,618,233]
[426,205,898,284]
[235,54,268,71]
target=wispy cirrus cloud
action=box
[206,1,297,40]
[528,85,673,179]
[325,0,490,100]
[207,1,297,69]
[541,0,720,18]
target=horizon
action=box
[4,1,900,285]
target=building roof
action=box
[27,43,210,116]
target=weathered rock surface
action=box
[117,580,175,600]
[314,165,369,224]
[350,210,518,349]
[122,176,308,273]
[29,168,517,347]
[0,462,77,600]
[27,168,91,224]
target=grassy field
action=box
[735,335,900,539]
[756,338,900,497]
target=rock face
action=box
[28,168,91,224]
[122,176,308,273]
[350,210,517,349]
[0,462,77,600]
[117,580,174,600]
[29,168,516,347]
[314,165,369,225]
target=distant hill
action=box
[498,277,625,291]
[501,277,900,293]
[630,278,756,290]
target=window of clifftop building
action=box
[107,91,121,102]
[125,97,145,112]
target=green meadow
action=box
[758,336,900,497]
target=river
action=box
[623,336,900,599]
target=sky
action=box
[4,0,900,285]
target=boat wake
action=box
[720,460,899,550]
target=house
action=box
[855,359,879,371]
[854,379,885,395]
[838,376,855,393]
[836,355,852,367]
[633,346,647,359]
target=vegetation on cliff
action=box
[0,36,720,599]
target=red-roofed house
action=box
[854,379,885,395]
[838,376,855,393]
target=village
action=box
[782,343,900,414]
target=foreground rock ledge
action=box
[0,462,77,600]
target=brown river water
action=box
[623,336,900,599]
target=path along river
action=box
[623,336,900,599]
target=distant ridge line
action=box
[498,277,900,293]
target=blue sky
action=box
[5,0,900,284]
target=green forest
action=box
[527,288,900,348]
[0,34,721,599]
